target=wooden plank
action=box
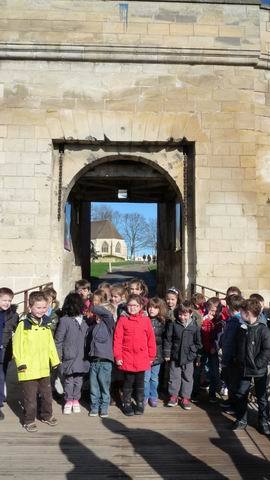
[1,367,270,480]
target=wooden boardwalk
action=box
[1,368,270,480]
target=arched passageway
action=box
[55,140,196,296]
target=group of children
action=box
[0,279,269,436]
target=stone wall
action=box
[0,0,270,300]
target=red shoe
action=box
[167,395,178,407]
[181,398,191,410]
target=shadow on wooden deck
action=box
[1,364,270,480]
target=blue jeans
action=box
[0,362,5,407]
[89,361,112,413]
[144,364,161,400]
[201,352,221,397]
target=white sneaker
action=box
[63,401,73,414]
[72,401,81,413]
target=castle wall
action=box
[0,0,270,299]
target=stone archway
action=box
[51,140,195,298]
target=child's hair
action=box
[249,293,264,303]
[226,286,241,299]
[191,292,205,306]
[110,283,126,297]
[42,287,57,302]
[178,300,193,315]
[126,293,145,307]
[205,297,221,317]
[206,297,220,308]
[29,291,47,307]
[128,278,148,297]
[93,288,108,303]
[148,297,167,323]
[241,298,261,318]
[0,287,14,298]
[226,294,243,312]
[166,286,182,303]
[98,282,111,290]
[75,279,91,291]
[61,292,84,317]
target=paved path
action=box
[92,263,156,296]
[1,365,270,480]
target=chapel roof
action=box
[91,220,123,240]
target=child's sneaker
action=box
[24,422,38,433]
[181,398,192,410]
[72,400,81,413]
[41,416,58,426]
[63,401,73,414]
[149,398,158,408]
[100,411,109,418]
[167,395,178,407]
[88,411,98,417]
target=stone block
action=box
[219,26,244,37]
[205,227,223,240]
[206,204,227,216]
[0,163,17,176]
[169,24,193,36]
[0,125,7,137]
[210,216,230,228]
[195,23,219,36]
[214,264,242,278]
[24,140,38,152]
[210,167,232,179]
[17,164,35,176]
[148,23,169,35]
[3,138,25,152]
[221,179,242,192]
[4,176,24,188]
[197,239,210,252]
[223,228,246,240]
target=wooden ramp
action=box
[1,370,270,480]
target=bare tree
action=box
[91,204,121,229]
[144,217,157,254]
[119,212,150,259]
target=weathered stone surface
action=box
[0,0,269,300]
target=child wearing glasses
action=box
[113,294,156,416]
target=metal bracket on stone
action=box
[57,144,65,221]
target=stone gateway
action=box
[0,0,270,300]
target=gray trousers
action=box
[168,361,194,399]
[64,373,84,401]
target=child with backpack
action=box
[54,292,89,414]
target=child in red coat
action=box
[113,294,156,416]
[201,297,223,402]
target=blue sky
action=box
[92,202,157,220]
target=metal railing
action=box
[13,282,53,313]
[191,283,226,299]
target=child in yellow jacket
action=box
[13,291,59,432]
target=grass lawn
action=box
[90,260,136,279]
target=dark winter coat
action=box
[0,305,19,365]
[164,318,202,366]
[86,305,114,362]
[54,315,89,375]
[221,313,242,367]
[151,317,165,366]
[235,319,270,377]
